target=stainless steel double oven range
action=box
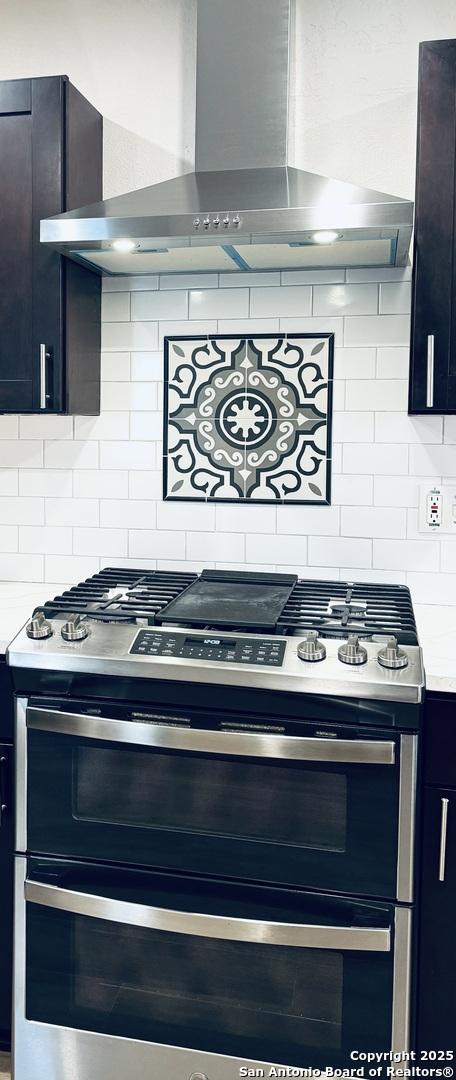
[7,568,424,1080]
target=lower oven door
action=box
[19,698,417,901]
[15,858,411,1080]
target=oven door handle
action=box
[24,880,391,952]
[26,707,396,765]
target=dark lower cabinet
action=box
[0,76,102,414]
[417,694,456,1051]
[0,662,13,1048]
[409,39,456,414]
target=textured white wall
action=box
[1,0,456,201]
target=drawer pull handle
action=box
[438,797,449,882]
[426,334,434,408]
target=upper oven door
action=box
[18,698,417,902]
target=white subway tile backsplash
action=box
[19,526,72,555]
[1,442,43,468]
[129,529,185,560]
[345,379,408,412]
[74,413,130,441]
[159,502,215,531]
[19,469,73,497]
[379,282,412,314]
[375,413,443,443]
[0,416,18,439]
[129,471,162,500]
[74,471,128,499]
[344,315,410,346]
[130,412,162,441]
[100,442,157,471]
[282,269,345,285]
[215,505,275,533]
[44,441,98,469]
[74,527,128,557]
[44,555,99,581]
[0,553,44,581]
[189,289,249,320]
[45,498,99,527]
[333,348,376,380]
[101,292,130,322]
[0,526,18,551]
[341,506,407,539]
[308,536,372,568]
[332,412,374,442]
[313,283,378,316]
[101,352,131,381]
[250,286,312,318]
[1,269,455,596]
[131,290,188,321]
[187,531,245,563]
[331,474,373,505]
[246,534,307,565]
[0,497,44,525]
[101,500,156,529]
[130,352,163,381]
[0,470,18,496]
[376,347,410,379]
[343,443,408,475]
[346,267,412,282]
[373,539,440,572]
[277,506,340,535]
[102,321,159,351]
[409,444,456,476]
[220,272,280,288]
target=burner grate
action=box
[34,568,418,644]
[37,568,198,625]
[278,580,417,644]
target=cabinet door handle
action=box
[426,334,435,408]
[0,756,7,829]
[39,344,51,410]
[438,797,449,882]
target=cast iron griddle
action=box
[157,569,298,631]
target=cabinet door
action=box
[0,77,64,413]
[0,746,13,1046]
[417,786,456,1050]
[0,81,34,410]
[409,41,456,414]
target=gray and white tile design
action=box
[163,334,333,503]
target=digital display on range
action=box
[130,631,286,666]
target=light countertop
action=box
[0,581,455,695]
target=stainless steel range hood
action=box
[40,0,413,276]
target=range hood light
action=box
[111,239,138,253]
[312,230,340,244]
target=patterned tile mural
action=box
[163,334,333,504]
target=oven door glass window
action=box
[27,716,404,898]
[25,861,395,1070]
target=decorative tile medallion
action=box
[163,333,333,504]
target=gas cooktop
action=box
[6,568,424,704]
[27,566,418,644]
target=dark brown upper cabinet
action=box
[409,40,456,414]
[0,76,102,414]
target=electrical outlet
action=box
[419,485,442,531]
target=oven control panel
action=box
[130,631,286,666]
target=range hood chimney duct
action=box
[40,0,413,276]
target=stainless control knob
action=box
[212,216,220,228]
[377,637,408,670]
[193,217,200,228]
[26,612,52,640]
[223,215,230,227]
[61,614,89,642]
[338,634,367,666]
[297,631,326,663]
[232,214,241,227]
[203,216,210,228]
